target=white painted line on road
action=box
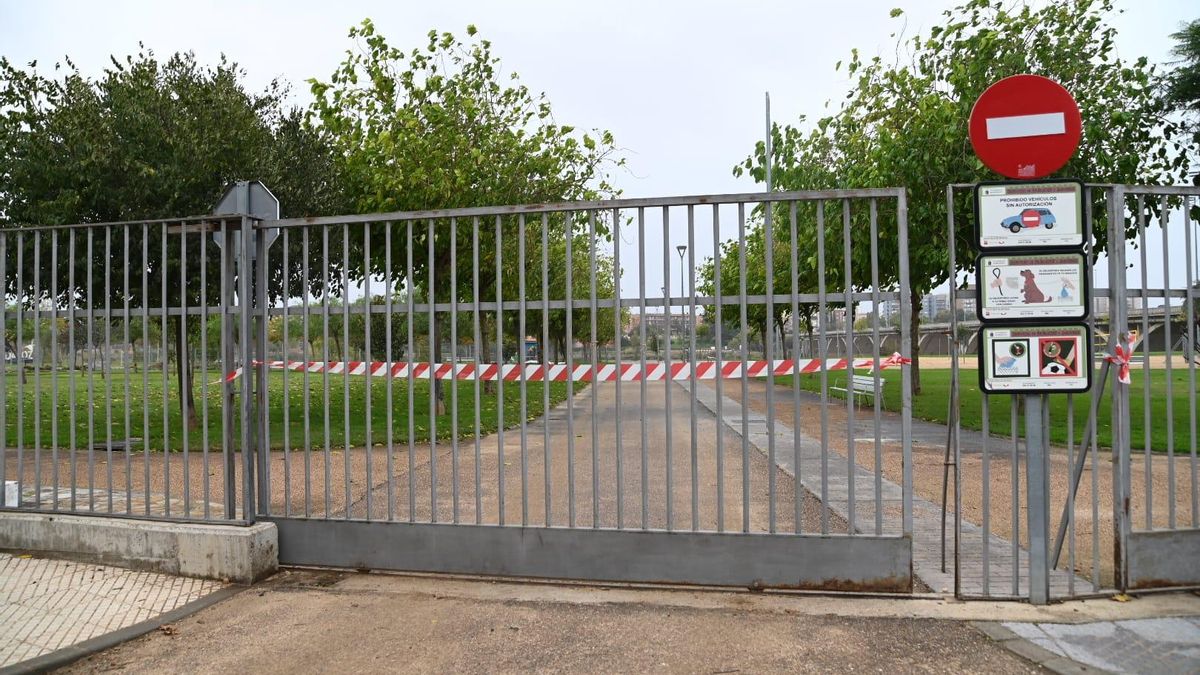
[985,112,1065,140]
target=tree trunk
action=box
[433,315,446,415]
[909,294,922,396]
[175,317,198,429]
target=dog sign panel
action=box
[979,324,1091,393]
[976,252,1088,321]
[974,179,1084,250]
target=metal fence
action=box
[948,184,1200,601]
[1,188,917,591]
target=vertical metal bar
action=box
[303,228,312,518]
[450,218,459,524]
[869,199,882,535]
[323,226,332,517]
[103,228,114,512]
[255,224,270,519]
[282,229,291,517]
[764,198,777,534]
[1025,394,1050,605]
[613,208,623,530]
[342,224,351,519]
[1109,186,1132,590]
[33,232,42,510]
[67,232,75,511]
[472,217,482,524]
[1011,395,1020,596]
[664,205,675,531]
[407,221,416,521]
[121,228,130,511]
[589,210,599,528]
[946,186,960,594]
[384,223,395,520]
[638,207,648,529]
[176,227,185,516]
[427,219,437,524]
[1184,194,1198,526]
[1160,196,1176,529]
[713,204,725,533]
[494,215,504,525]
[737,203,748,533]
[518,214,529,526]
[565,212,576,528]
[199,228,207,519]
[145,225,153,516]
[161,224,171,517]
[13,233,24,506]
[982,395,991,595]
[50,230,59,511]
[237,218,255,520]
[896,189,913,540]
[1066,394,1075,597]
[1137,195,1152,529]
[542,213,552,526]
[816,202,830,533]
[83,230,92,511]
[842,199,854,534]
[1087,189,1101,589]
[688,204,698,531]
[362,225,372,521]
[789,201,801,534]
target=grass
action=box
[776,367,1200,453]
[2,369,583,453]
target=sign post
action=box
[968,75,1085,605]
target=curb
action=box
[971,622,1106,674]
[0,585,245,675]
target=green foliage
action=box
[731,0,1193,391]
[308,21,625,376]
[1167,17,1200,180]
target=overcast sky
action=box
[2,0,1195,303]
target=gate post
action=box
[1106,186,1132,591]
[221,219,238,519]
[1024,394,1051,604]
[238,215,257,521]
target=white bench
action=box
[831,372,884,407]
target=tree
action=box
[0,50,346,427]
[736,0,1192,393]
[309,21,622,411]
[1168,18,1200,151]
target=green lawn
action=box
[2,370,581,452]
[776,367,1200,453]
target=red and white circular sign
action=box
[968,75,1082,180]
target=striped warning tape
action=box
[225,353,911,383]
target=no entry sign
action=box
[968,75,1082,179]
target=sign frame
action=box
[974,251,1090,323]
[977,323,1093,394]
[973,178,1086,252]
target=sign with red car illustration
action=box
[974,179,1084,250]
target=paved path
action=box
[1002,615,1200,674]
[687,380,1095,597]
[0,553,224,667]
[60,569,1045,674]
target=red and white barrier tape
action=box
[225,353,912,383]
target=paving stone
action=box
[0,552,226,668]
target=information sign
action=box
[978,324,1092,393]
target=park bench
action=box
[832,372,884,407]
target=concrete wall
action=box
[0,512,277,584]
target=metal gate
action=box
[947,183,1200,601]
[0,188,917,591]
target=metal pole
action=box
[1025,393,1050,605]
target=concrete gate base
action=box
[0,511,277,584]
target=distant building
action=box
[922,293,950,320]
